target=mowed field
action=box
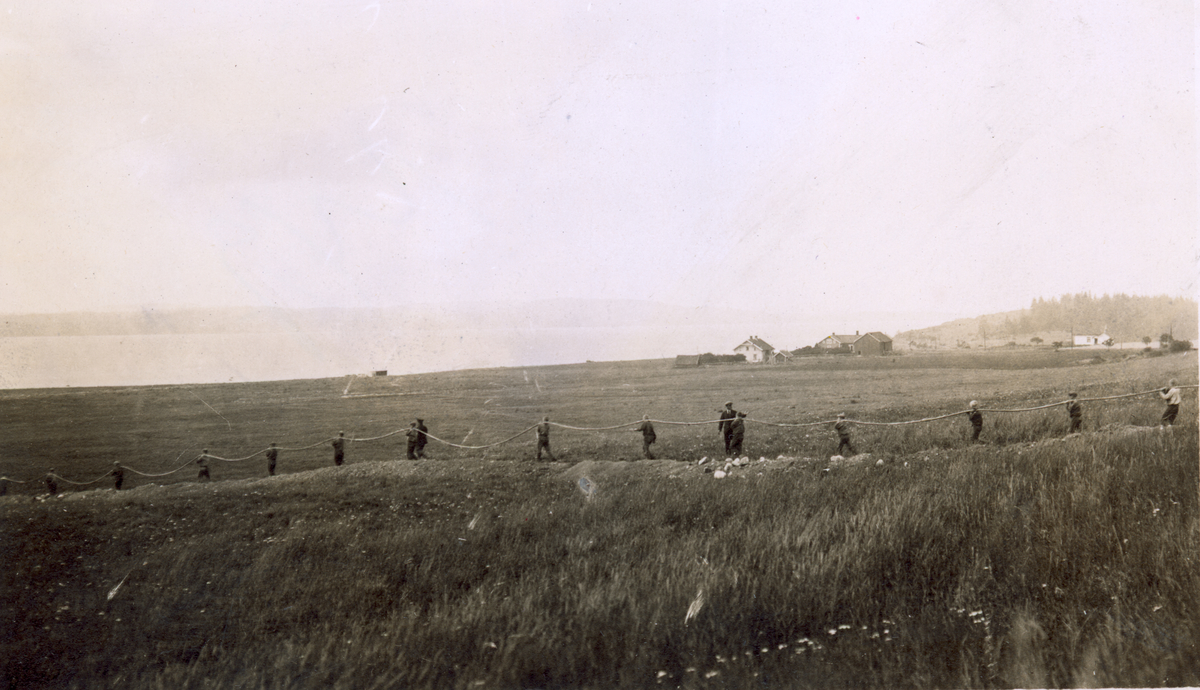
[1,349,1197,688]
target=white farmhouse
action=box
[734,336,775,363]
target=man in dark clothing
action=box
[1066,393,1082,434]
[266,443,278,476]
[405,422,420,460]
[415,419,429,458]
[196,451,211,481]
[729,412,746,457]
[110,462,126,490]
[834,413,855,456]
[332,432,346,466]
[718,401,737,455]
[636,414,656,459]
[45,470,58,496]
[536,416,557,462]
[967,401,983,443]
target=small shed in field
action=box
[734,336,775,363]
[373,370,388,377]
[674,354,701,367]
[769,349,794,364]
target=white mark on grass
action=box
[107,570,133,601]
[188,390,232,429]
[684,589,705,624]
[578,477,596,499]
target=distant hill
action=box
[896,293,1198,350]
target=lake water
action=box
[0,324,799,389]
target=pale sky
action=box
[2,0,1195,319]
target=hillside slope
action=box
[896,293,1197,350]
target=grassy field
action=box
[1,349,1196,688]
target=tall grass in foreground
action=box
[3,421,1195,688]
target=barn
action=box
[816,331,893,355]
[674,354,701,367]
[852,332,893,356]
[733,336,775,363]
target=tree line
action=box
[988,293,1197,343]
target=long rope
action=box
[125,458,202,478]
[422,424,540,449]
[49,472,110,486]
[5,385,1194,487]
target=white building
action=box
[734,336,775,363]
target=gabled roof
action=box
[827,334,859,344]
[857,331,892,343]
[736,336,775,351]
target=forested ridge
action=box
[898,293,1197,347]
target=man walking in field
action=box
[719,401,737,455]
[332,431,346,466]
[266,443,278,476]
[966,401,983,443]
[1065,393,1082,434]
[110,462,126,490]
[729,412,746,457]
[636,414,657,460]
[834,413,855,456]
[536,416,557,462]
[1160,380,1181,427]
[415,419,429,458]
[196,451,211,481]
[405,422,420,460]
